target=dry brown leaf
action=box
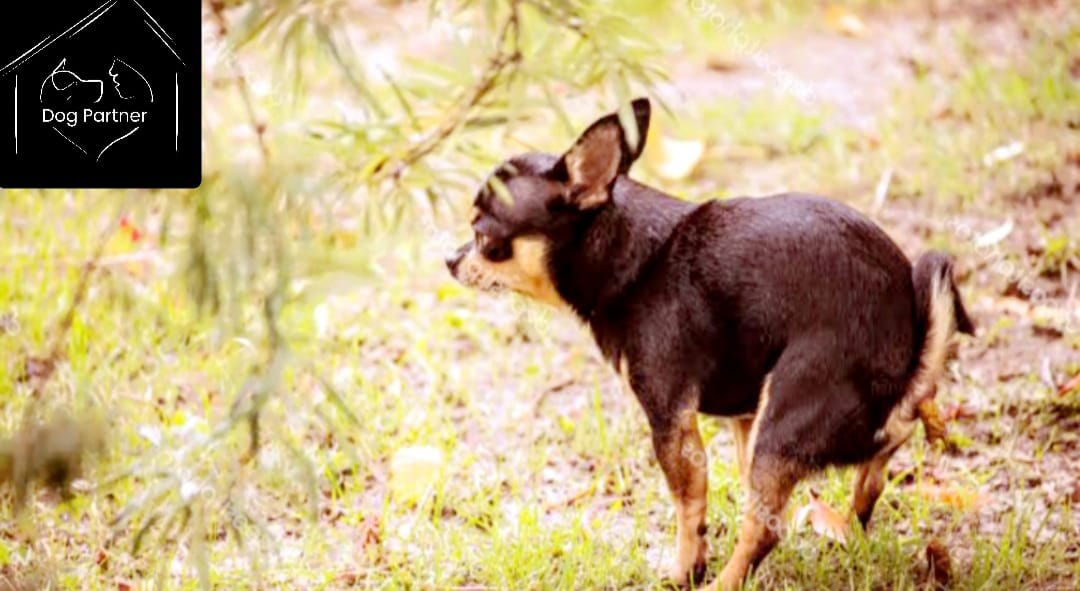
[996,296,1032,317]
[359,513,381,552]
[389,445,444,504]
[917,397,948,444]
[863,128,882,149]
[543,484,597,513]
[705,57,741,73]
[824,5,867,37]
[96,549,110,572]
[17,356,55,384]
[643,123,706,181]
[941,403,977,421]
[925,538,952,589]
[793,491,850,545]
[1057,373,1080,397]
[337,572,361,586]
[914,483,988,512]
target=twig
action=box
[375,0,523,183]
[21,199,132,398]
[542,482,597,513]
[532,377,575,416]
[207,0,270,164]
[0,249,172,273]
[1058,373,1080,398]
[7,195,132,515]
[523,0,586,38]
[872,165,893,214]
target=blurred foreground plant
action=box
[102,0,667,585]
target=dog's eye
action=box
[476,233,511,262]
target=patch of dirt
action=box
[665,0,1071,128]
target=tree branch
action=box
[374,0,522,183]
[207,0,271,165]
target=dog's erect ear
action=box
[555,98,651,209]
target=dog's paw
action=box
[666,548,707,587]
[711,562,746,591]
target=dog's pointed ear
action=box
[554,98,651,209]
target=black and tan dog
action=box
[446,98,974,589]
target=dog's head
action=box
[445,98,651,307]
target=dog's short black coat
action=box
[586,189,938,463]
[447,98,974,590]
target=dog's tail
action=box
[907,251,975,404]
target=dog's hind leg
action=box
[710,349,847,589]
[651,406,709,586]
[710,454,803,590]
[851,450,893,529]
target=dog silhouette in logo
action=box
[40,57,154,161]
[108,58,154,103]
[40,58,104,104]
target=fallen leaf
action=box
[1057,373,1080,397]
[824,5,867,37]
[863,128,882,149]
[973,219,1014,248]
[358,513,381,552]
[1039,356,1057,389]
[941,403,977,421]
[705,57,741,72]
[337,572,361,586]
[996,296,1031,317]
[643,123,706,181]
[96,549,109,572]
[913,483,988,512]
[543,483,597,513]
[917,397,948,444]
[982,141,1025,167]
[871,166,893,212]
[925,538,952,589]
[389,445,445,504]
[792,491,849,545]
[17,356,55,384]
[137,425,162,447]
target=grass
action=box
[1,1,1078,590]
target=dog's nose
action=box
[445,249,465,274]
[446,242,472,276]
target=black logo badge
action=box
[0,0,200,188]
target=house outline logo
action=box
[0,0,199,188]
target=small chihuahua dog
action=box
[447,98,973,590]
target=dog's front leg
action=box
[651,406,709,586]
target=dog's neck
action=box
[553,176,696,322]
